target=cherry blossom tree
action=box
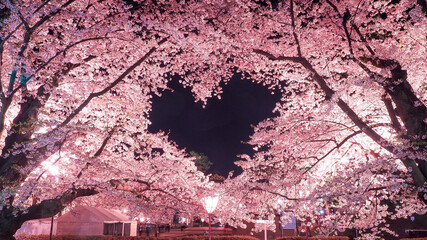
[0,1,217,238]
[1,0,426,239]
[207,0,426,238]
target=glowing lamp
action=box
[202,195,220,240]
[202,196,219,214]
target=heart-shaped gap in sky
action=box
[149,74,280,176]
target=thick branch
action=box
[359,56,427,138]
[0,53,99,190]
[24,188,97,221]
[289,0,302,57]
[382,94,403,133]
[2,127,116,238]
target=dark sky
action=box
[148,75,279,176]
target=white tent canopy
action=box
[15,218,56,236]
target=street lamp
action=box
[202,195,219,240]
[256,219,272,240]
[42,160,59,240]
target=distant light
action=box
[181,217,186,223]
[140,217,145,222]
[201,218,205,222]
[319,209,325,215]
[410,216,415,221]
[123,209,127,213]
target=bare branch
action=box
[253,48,396,156]
[32,0,55,16]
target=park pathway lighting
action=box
[202,195,219,240]
[256,219,273,240]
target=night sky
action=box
[148,75,279,176]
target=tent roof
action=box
[57,205,130,223]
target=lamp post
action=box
[256,219,271,240]
[202,196,219,240]
[43,160,59,240]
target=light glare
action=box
[202,195,219,214]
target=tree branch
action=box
[29,0,77,36]
[351,23,375,55]
[382,94,403,133]
[30,37,106,78]
[289,0,302,57]
[325,0,354,55]
[253,49,393,154]
[73,126,117,188]
[23,188,97,221]
[250,186,299,201]
[110,178,197,206]
[303,130,363,174]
